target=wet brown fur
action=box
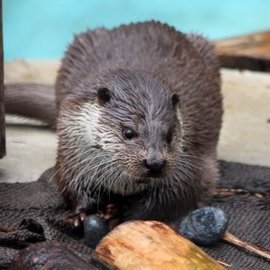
[6,21,223,223]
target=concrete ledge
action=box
[218,69,270,166]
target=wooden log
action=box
[0,0,5,158]
[214,31,270,71]
[9,241,103,270]
[95,220,224,270]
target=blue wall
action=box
[3,0,270,60]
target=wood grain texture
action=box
[214,31,270,71]
[0,0,5,158]
[95,220,224,270]
[9,242,99,270]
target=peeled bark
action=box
[95,220,224,270]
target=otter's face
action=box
[95,72,182,184]
[57,71,182,195]
[111,113,181,182]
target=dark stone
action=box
[178,207,229,246]
[84,215,109,249]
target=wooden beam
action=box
[214,31,270,72]
[0,0,5,159]
[95,220,224,270]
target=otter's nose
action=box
[143,158,166,175]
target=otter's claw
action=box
[66,203,120,229]
[66,210,88,227]
[98,203,121,230]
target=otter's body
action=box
[7,21,223,223]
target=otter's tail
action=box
[5,83,56,129]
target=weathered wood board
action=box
[214,31,270,71]
[95,220,224,270]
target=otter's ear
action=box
[171,93,179,108]
[97,87,111,104]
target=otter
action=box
[5,21,223,225]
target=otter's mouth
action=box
[147,171,165,178]
[134,172,164,184]
[134,178,150,184]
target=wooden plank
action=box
[214,31,270,71]
[95,220,224,270]
[0,0,5,159]
[10,241,114,270]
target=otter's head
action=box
[58,69,182,195]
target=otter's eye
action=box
[166,130,173,144]
[123,128,135,140]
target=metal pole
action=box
[0,0,5,158]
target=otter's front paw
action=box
[97,203,121,230]
[66,202,121,229]
[66,196,101,227]
[66,208,88,227]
